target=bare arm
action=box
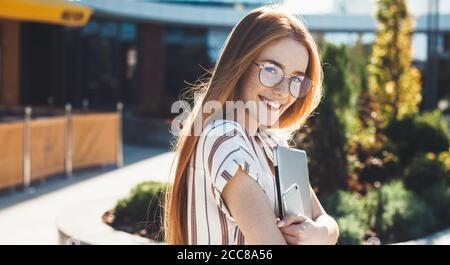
[310,186,339,244]
[278,186,339,245]
[222,168,287,245]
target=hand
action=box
[277,214,330,245]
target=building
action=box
[1,0,449,120]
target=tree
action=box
[368,0,422,125]
[295,44,355,193]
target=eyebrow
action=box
[258,59,306,76]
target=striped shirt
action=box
[186,119,289,245]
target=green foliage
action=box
[292,0,449,243]
[295,43,358,192]
[335,215,368,245]
[321,180,446,244]
[364,180,437,243]
[322,43,361,134]
[438,151,450,171]
[295,43,370,192]
[350,36,371,94]
[385,111,450,166]
[368,0,422,124]
[390,195,436,242]
[320,190,368,221]
[403,153,449,194]
[113,181,168,241]
[320,191,369,245]
[423,183,450,229]
[347,124,401,190]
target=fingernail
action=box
[277,220,285,227]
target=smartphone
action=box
[281,183,305,217]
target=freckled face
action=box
[239,37,309,127]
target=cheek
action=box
[239,72,262,101]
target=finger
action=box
[282,233,299,245]
[277,214,308,227]
[296,213,312,221]
[280,224,306,238]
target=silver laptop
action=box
[273,146,312,219]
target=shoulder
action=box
[200,119,249,147]
[198,120,256,171]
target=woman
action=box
[165,4,339,245]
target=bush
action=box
[423,183,450,229]
[385,111,450,166]
[113,181,168,241]
[403,153,449,194]
[357,149,401,185]
[320,191,369,245]
[335,215,368,245]
[438,151,450,171]
[321,180,444,244]
[364,180,437,243]
[390,197,437,242]
[294,43,357,192]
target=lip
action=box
[258,95,282,110]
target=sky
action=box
[283,0,446,61]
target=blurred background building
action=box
[1,0,448,119]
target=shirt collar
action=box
[256,127,279,162]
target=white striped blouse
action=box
[186,119,289,245]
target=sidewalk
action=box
[0,144,174,245]
[0,143,448,245]
[395,227,450,245]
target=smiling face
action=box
[238,37,309,128]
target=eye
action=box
[263,64,279,75]
[291,76,304,83]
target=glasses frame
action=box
[252,61,311,99]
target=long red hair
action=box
[164,3,323,244]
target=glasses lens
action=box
[259,63,283,87]
[289,76,312,98]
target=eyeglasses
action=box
[252,61,312,99]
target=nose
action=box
[272,77,290,97]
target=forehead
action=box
[256,38,309,74]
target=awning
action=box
[0,0,92,27]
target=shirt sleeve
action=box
[201,121,263,220]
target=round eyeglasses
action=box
[252,61,312,99]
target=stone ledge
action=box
[56,197,160,245]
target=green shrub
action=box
[113,181,168,241]
[364,180,437,243]
[438,151,450,171]
[335,215,367,245]
[294,43,361,193]
[320,191,369,245]
[390,196,437,242]
[357,150,401,185]
[385,111,450,166]
[423,183,450,229]
[403,153,449,194]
